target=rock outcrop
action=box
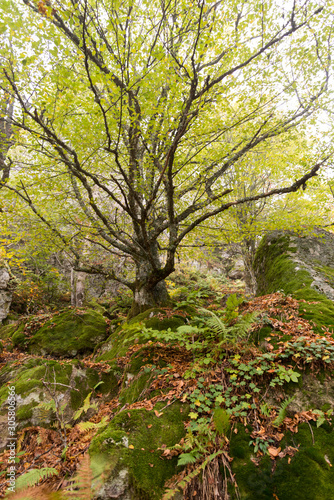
[0,269,11,324]
[254,228,334,331]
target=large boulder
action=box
[11,308,109,357]
[0,357,119,451]
[89,402,189,500]
[253,229,334,331]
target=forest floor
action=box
[0,270,333,499]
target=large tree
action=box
[0,0,333,315]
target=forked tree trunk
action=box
[130,280,169,317]
[129,255,170,318]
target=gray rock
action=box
[0,269,12,323]
[0,269,10,290]
[0,290,12,323]
[254,228,334,300]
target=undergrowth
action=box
[1,270,334,500]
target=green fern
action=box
[14,468,58,491]
[74,392,98,421]
[77,416,109,433]
[162,451,222,500]
[199,308,229,340]
[228,312,259,340]
[200,308,258,343]
[273,396,295,427]
[177,452,200,467]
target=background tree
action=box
[0,0,333,315]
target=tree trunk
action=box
[129,253,170,318]
[130,280,169,317]
[241,238,257,297]
[71,268,86,307]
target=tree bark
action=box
[129,246,170,317]
[241,238,257,297]
[71,268,86,307]
[130,279,169,317]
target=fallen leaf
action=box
[268,446,281,457]
[129,445,134,449]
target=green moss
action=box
[254,234,334,332]
[128,308,186,331]
[95,323,144,362]
[254,234,312,296]
[16,401,38,421]
[0,323,23,341]
[15,309,108,357]
[96,309,186,363]
[315,264,334,287]
[11,325,25,346]
[119,371,153,406]
[89,401,189,499]
[0,357,117,428]
[251,326,272,346]
[229,422,334,500]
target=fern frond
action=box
[36,428,49,446]
[228,312,259,341]
[162,451,222,500]
[65,454,92,500]
[273,396,295,427]
[16,430,26,454]
[5,485,54,500]
[199,308,229,340]
[77,416,109,434]
[35,401,55,423]
[15,468,58,491]
[74,393,97,421]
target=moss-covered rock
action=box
[254,230,334,331]
[0,322,23,342]
[229,421,334,500]
[0,357,119,450]
[96,308,186,362]
[12,309,108,357]
[89,401,189,499]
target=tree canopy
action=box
[0,0,334,314]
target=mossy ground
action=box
[229,422,334,500]
[2,260,334,498]
[89,401,189,499]
[0,322,23,341]
[12,309,108,356]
